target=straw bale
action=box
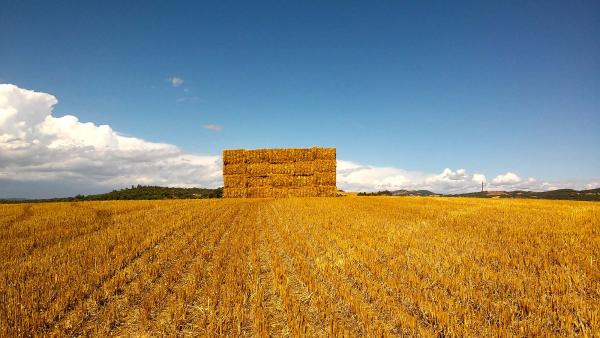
[293,161,314,175]
[247,176,270,187]
[224,174,247,188]
[269,149,293,163]
[315,147,336,160]
[272,188,292,198]
[292,175,314,187]
[292,148,316,161]
[294,186,316,197]
[223,163,246,175]
[270,163,294,175]
[314,172,336,186]
[270,174,293,187]
[247,162,270,176]
[247,186,272,198]
[316,185,337,197]
[223,187,246,198]
[246,149,270,164]
[223,149,246,164]
[314,159,336,173]
[280,188,296,197]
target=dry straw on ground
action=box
[223,147,336,198]
[2,198,598,336]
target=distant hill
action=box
[4,186,599,203]
[450,188,600,201]
[357,189,437,197]
[0,185,223,203]
[356,188,599,201]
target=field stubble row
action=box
[0,197,598,336]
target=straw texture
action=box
[223,147,336,198]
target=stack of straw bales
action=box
[223,147,336,198]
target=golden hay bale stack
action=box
[270,174,293,187]
[293,161,314,175]
[272,188,292,198]
[294,186,316,197]
[247,176,270,187]
[246,149,271,164]
[270,163,294,175]
[291,148,316,161]
[314,159,336,173]
[247,186,272,198]
[314,172,336,186]
[223,147,336,198]
[315,147,336,160]
[223,149,246,164]
[223,187,246,198]
[269,149,294,163]
[224,174,247,188]
[292,175,314,187]
[316,185,337,197]
[223,163,246,175]
[247,162,270,176]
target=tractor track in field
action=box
[0,204,190,271]
[112,205,239,336]
[317,204,490,336]
[170,203,250,336]
[254,204,292,337]
[265,202,366,336]
[46,205,232,336]
[67,206,236,336]
[0,204,33,231]
[45,223,187,334]
[0,209,116,270]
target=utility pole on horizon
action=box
[481,181,484,192]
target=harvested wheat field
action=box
[1,197,599,337]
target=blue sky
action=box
[0,1,599,197]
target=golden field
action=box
[1,197,599,337]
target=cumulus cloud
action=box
[586,182,600,190]
[0,84,221,198]
[487,172,545,191]
[168,77,184,87]
[492,172,521,185]
[336,160,597,193]
[337,161,486,193]
[472,173,486,184]
[203,124,223,132]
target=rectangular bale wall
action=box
[223,147,336,198]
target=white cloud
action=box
[586,182,600,190]
[203,124,223,132]
[472,173,486,184]
[337,161,486,193]
[487,173,544,191]
[492,172,521,185]
[0,84,221,198]
[336,160,597,193]
[168,77,184,87]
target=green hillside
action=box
[1,185,223,203]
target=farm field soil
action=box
[1,197,599,336]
